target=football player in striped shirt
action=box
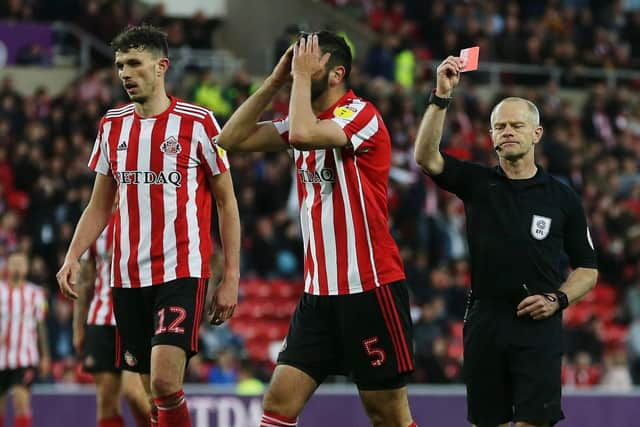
[0,252,50,427]
[218,31,418,427]
[57,25,241,427]
[73,213,151,427]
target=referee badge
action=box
[531,215,552,240]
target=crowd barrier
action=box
[8,384,640,426]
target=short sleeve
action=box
[564,192,598,269]
[88,118,111,175]
[273,117,290,142]
[198,111,230,176]
[331,101,377,153]
[428,153,487,201]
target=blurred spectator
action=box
[235,359,265,396]
[207,347,239,385]
[562,351,602,388]
[600,348,633,390]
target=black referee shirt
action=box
[429,153,597,303]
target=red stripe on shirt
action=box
[125,119,142,286]
[150,117,168,284]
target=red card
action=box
[460,46,479,72]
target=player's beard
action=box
[311,71,329,102]
[8,272,22,283]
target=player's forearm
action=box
[37,321,51,359]
[73,261,94,331]
[65,204,112,262]
[216,195,241,282]
[217,77,283,150]
[288,74,316,146]
[559,267,598,305]
[414,104,447,175]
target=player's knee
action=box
[262,385,298,418]
[361,399,387,426]
[11,388,31,416]
[150,374,180,398]
[96,389,120,415]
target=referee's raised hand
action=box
[56,258,80,300]
[435,56,464,98]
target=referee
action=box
[414,56,598,427]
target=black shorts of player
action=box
[112,277,208,374]
[0,367,36,394]
[463,298,565,426]
[83,325,120,374]
[278,280,414,390]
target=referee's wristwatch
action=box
[553,290,569,311]
[428,89,452,109]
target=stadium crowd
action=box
[1,0,640,391]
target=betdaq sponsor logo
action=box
[188,396,262,427]
[297,168,336,184]
[115,170,182,187]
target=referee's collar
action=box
[493,163,549,185]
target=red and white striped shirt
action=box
[83,216,116,325]
[88,97,229,288]
[274,90,405,295]
[0,281,46,369]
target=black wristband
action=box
[428,89,451,109]
[554,290,569,310]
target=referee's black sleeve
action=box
[564,191,598,269]
[427,153,486,200]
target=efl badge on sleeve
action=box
[333,105,355,119]
[531,215,552,240]
[160,136,182,155]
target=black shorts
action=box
[463,299,565,426]
[83,325,119,373]
[112,277,208,374]
[278,281,414,390]
[0,368,36,394]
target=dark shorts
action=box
[277,281,414,390]
[0,368,36,394]
[463,299,565,426]
[83,324,120,373]
[112,277,208,374]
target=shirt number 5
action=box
[363,337,386,367]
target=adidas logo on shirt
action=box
[117,141,128,151]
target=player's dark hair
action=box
[300,30,352,80]
[111,24,169,58]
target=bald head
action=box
[490,97,540,128]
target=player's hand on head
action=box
[435,56,464,98]
[292,34,331,79]
[56,259,80,300]
[208,277,239,325]
[516,294,560,320]
[271,45,294,86]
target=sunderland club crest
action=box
[160,136,182,155]
[531,215,552,240]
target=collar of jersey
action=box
[133,96,178,120]
[317,89,357,120]
[493,163,549,187]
